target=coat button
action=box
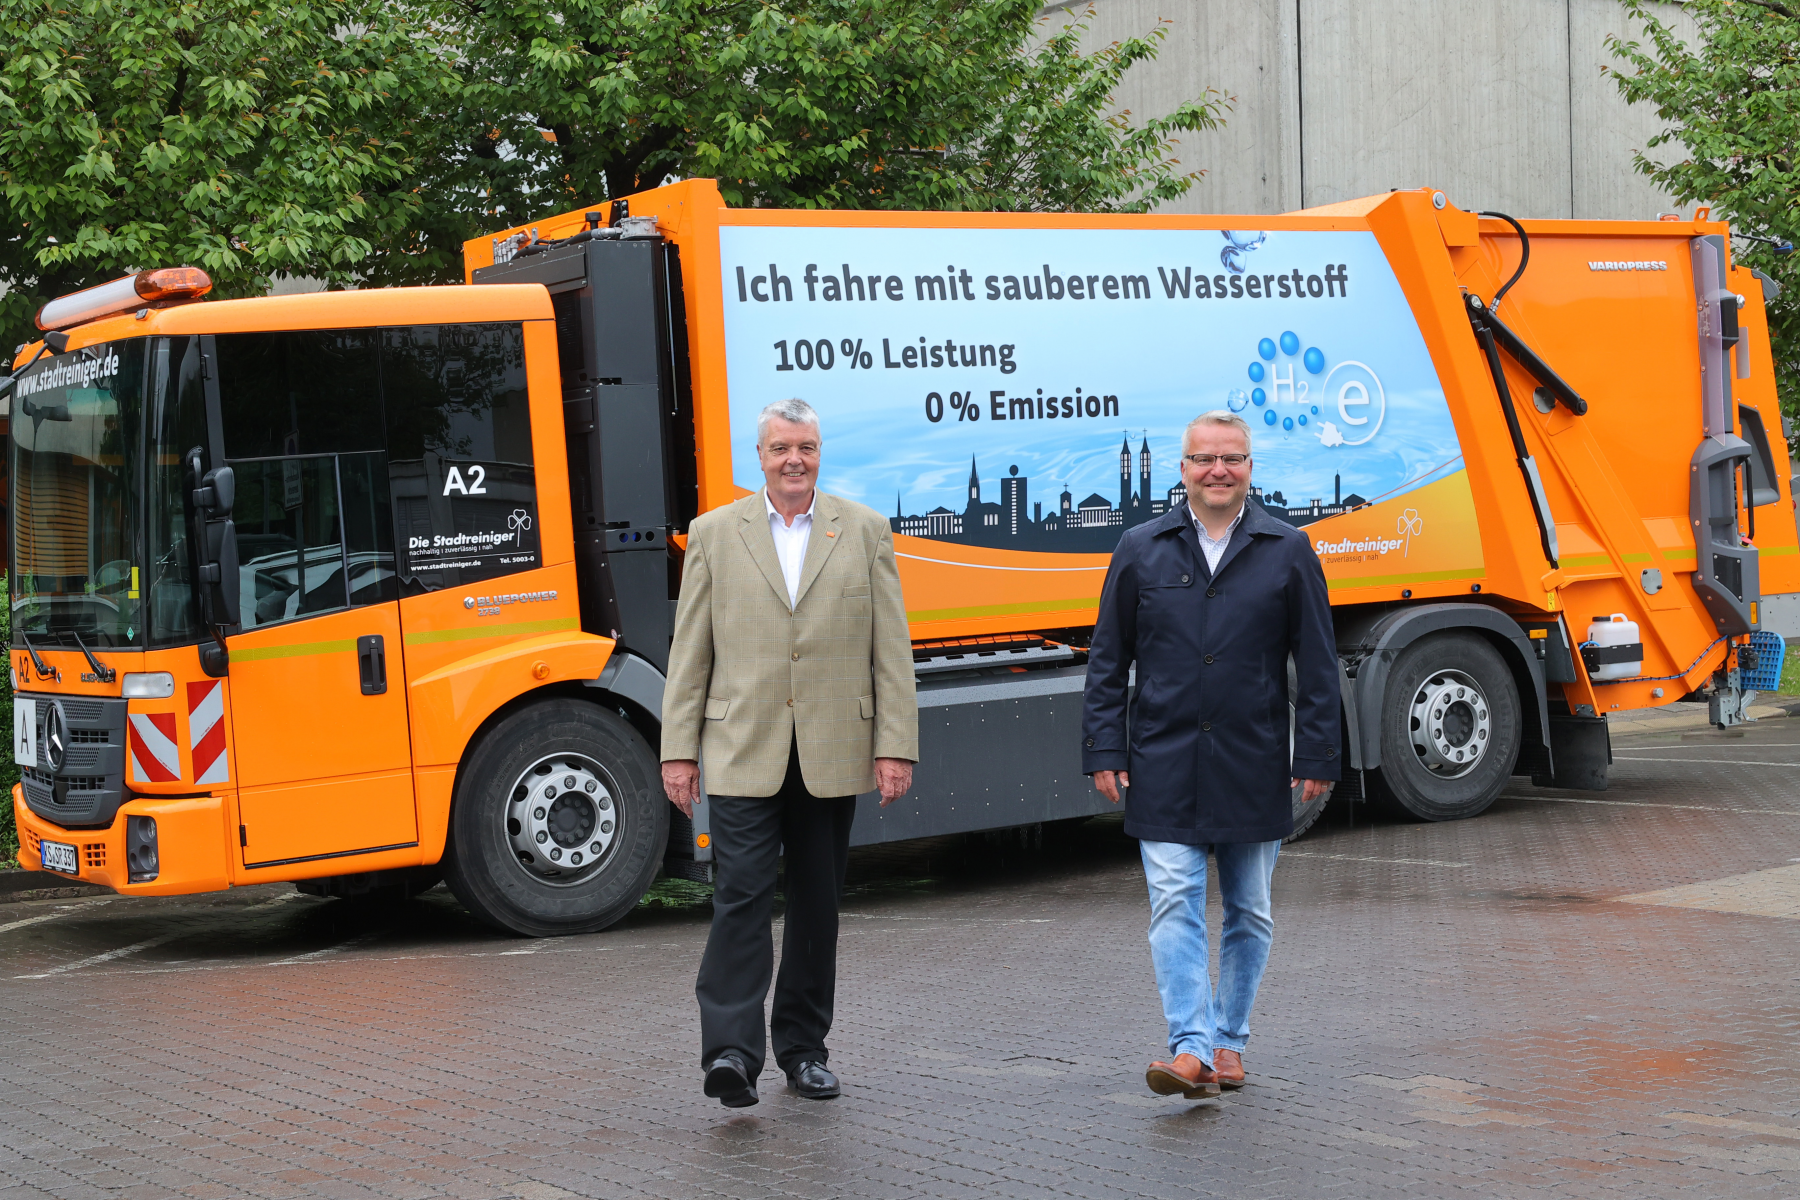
[787,698,794,707]
[1181,574,1190,583]
[1204,654,1214,665]
[792,652,800,661]
[1206,588,1217,598]
[1085,737,1094,748]
[1326,747,1336,758]
[1201,721,1212,732]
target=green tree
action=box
[2,1,1224,338]
[0,0,460,351]
[1609,0,1800,423]
[372,0,1227,285]
[0,574,15,864]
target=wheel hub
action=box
[1408,669,1491,778]
[506,755,619,881]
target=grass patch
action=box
[637,876,713,910]
[1779,644,1800,696]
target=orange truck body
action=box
[10,179,1793,927]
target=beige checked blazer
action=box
[661,489,919,798]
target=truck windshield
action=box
[10,340,146,649]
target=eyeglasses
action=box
[1182,453,1250,468]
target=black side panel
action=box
[850,669,1106,846]
[474,236,690,671]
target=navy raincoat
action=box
[1081,501,1341,844]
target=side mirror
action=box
[205,519,240,626]
[41,331,69,353]
[193,465,235,516]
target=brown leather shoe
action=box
[1146,1052,1220,1098]
[1213,1048,1245,1089]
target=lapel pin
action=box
[826,531,836,538]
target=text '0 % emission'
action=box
[772,338,873,371]
[924,391,978,423]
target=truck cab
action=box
[8,277,666,933]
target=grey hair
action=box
[1184,409,1253,447]
[757,398,821,444]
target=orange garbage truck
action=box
[8,180,1795,934]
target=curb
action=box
[1608,695,1800,737]
[0,869,108,899]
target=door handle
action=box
[357,635,388,695]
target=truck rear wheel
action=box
[1370,633,1520,822]
[444,699,667,937]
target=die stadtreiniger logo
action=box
[1229,330,1386,448]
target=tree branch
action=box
[1741,0,1800,20]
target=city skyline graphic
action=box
[889,432,1370,551]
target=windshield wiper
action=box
[67,630,115,684]
[16,631,54,682]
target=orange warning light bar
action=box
[34,267,214,331]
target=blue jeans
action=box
[1140,838,1281,1062]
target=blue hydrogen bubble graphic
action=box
[1280,331,1300,356]
[1282,417,1294,431]
[1303,347,1325,374]
[1258,338,1277,361]
[1252,388,1266,406]
[1263,410,1278,426]
[1226,389,1250,413]
[1248,362,1265,383]
[1298,414,1308,427]
[1310,405,1319,415]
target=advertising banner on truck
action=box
[718,226,1483,616]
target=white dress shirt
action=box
[1190,501,1245,574]
[765,488,816,608]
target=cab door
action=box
[209,330,417,869]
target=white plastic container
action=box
[1585,613,1643,680]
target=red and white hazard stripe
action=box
[187,680,229,785]
[128,714,180,783]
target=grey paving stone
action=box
[1,720,1798,1197]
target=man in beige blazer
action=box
[662,397,918,1109]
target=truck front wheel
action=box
[1370,632,1520,822]
[444,699,668,937]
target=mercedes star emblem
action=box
[42,701,68,774]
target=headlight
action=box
[121,672,175,699]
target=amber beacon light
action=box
[34,267,213,331]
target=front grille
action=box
[17,692,128,829]
[24,769,108,791]
[56,699,109,723]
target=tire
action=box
[443,699,668,937]
[1369,632,1521,822]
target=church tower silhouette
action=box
[1138,436,1153,519]
[1118,436,1132,515]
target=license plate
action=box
[13,698,36,768]
[39,839,79,876]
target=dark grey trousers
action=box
[695,743,856,1082]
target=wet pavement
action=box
[1,711,1798,1199]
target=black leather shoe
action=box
[786,1061,840,1099]
[704,1053,758,1108]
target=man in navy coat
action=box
[1083,409,1340,1098]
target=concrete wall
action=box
[1042,0,1697,219]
